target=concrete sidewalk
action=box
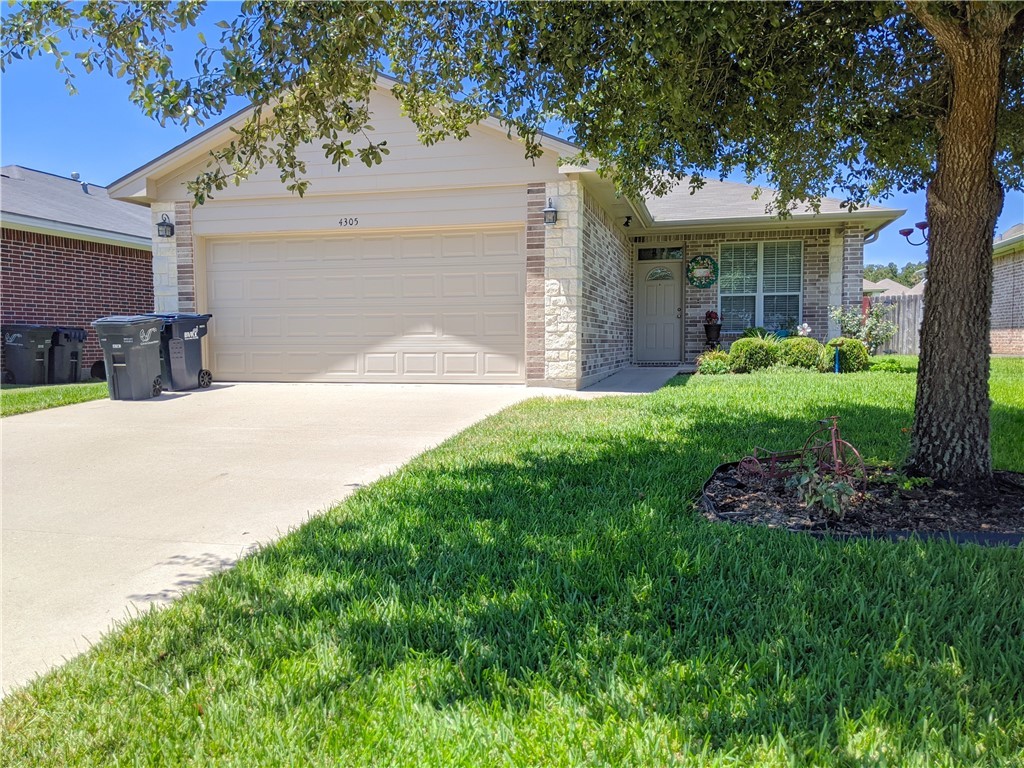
[1,368,677,693]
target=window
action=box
[719,241,802,333]
[637,246,684,261]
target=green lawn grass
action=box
[0,381,108,417]
[3,359,1022,766]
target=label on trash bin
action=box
[4,332,24,347]
[138,328,159,345]
[184,328,200,341]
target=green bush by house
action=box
[729,337,780,373]
[779,336,825,369]
[696,349,730,375]
[820,337,870,373]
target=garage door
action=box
[204,229,525,383]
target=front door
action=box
[636,263,682,362]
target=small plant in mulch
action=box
[784,454,858,520]
[701,418,1024,540]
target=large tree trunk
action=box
[908,11,1007,482]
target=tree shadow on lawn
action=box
[113,396,1024,758]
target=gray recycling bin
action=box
[147,313,213,391]
[91,316,164,400]
[49,327,88,384]
[2,324,54,385]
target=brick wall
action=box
[580,188,633,386]
[991,249,1024,354]
[1,227,153,376]
[633,227,833,363]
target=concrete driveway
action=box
[1,368,676,694]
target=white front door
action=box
[636,263,682,362]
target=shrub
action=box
[729,337,781,373]
[870,357,908,373]
[780,336,825,369]
[829,302,899,354]
[819,337,870,373]
[696,349,730,375]
[740,326,770,338]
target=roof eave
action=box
[636,209,905,237]
[993,232,1024,256]
[1,212,152,250]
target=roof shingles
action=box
[1,165,151,240]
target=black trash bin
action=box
[49,327,88,384]
[2,324,55,385]
[91,316,165,400]
[147,313,213,391]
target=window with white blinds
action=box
[719,241,802,332]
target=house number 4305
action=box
[338,217,359,227]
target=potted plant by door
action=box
[704,310,722,344]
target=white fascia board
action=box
[637,209,906,238]
[0,213,152,251]
[993,232,1024,257]
[106,103,254,201]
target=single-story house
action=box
[1,166,153,378]
[992,222,1023,355]
[108,81,903,389]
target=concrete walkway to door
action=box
[1,368,677,694]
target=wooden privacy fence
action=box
[876,295,923,355]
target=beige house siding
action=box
[580,187,633,387]
[153,93,564,202]
[991,249,1024,354]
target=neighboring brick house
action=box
[107,79,903,389]
[1,166,153,379]
[992,222,1024,355]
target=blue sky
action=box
[1,17,1020,268]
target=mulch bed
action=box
[701,462,1024,545]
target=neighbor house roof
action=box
[1,166,151,249]
[862,277,910,296]
[994,222,1024,257]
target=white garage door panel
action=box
[204,229,525,383]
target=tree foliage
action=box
[3,2,1022,205]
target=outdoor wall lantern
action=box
[157,213,175,238]
[543,198,558,225]
[898,220,929,246]
[624,215,633,228]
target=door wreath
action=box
[687,256,719,288]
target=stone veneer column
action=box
[841,227,865,340]
[150,202,179,312]
[149,201,196,312]
[827,228,845,339]
[174,202,197,312]
[525,184,547,382]
[539,180,583,388]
